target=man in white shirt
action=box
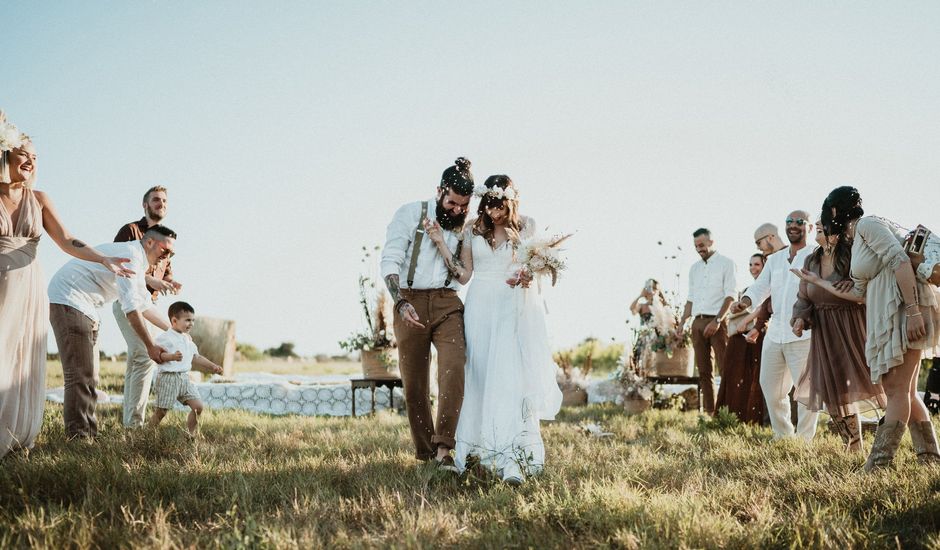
[48,225,176,440]
[731,211,819,440]
[678,228,737,414]
[381,157,474,472]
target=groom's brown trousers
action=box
[394,288,466,460]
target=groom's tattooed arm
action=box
[385,274,404,311]
[444,253,465,279]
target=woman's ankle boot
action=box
[863,420,906,471]
[908,420,940,465]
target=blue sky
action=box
[5,1,940,355]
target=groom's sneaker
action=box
[434,455,460,474]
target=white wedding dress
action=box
[454,219,563,480]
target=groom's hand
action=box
[399,302,425,329]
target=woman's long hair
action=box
[810,233,852,279]
[472,175,521,248]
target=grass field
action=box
[2,361,939,548]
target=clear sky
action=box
[4,2,939,356]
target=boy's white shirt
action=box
[154,329,199,374]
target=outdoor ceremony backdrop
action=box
[5,2,940,356]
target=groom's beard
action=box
[436,201,467,232]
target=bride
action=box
[427,174,562,484]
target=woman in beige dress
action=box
[791,219,886,453]
[795,186,940,469]
[1,112,131,457]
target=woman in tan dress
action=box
[791,219,886,453]
[795,186,940,470]
[1,112,131,458]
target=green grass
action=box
[3,398,940,548]
[5,360,938,548]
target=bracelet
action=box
[905,303,920,309]
[906,312,922,318]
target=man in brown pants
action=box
[48,226,176,440]
[381,157,474,471]
[677,228,737,414]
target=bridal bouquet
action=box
[512,232,573,286]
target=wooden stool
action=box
[350,377,403,416]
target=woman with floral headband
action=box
[0,111,132,457]
[426,174,562,484]
[793,186,940,469]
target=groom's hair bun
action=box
[440,156,474,196]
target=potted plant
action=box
[554,349,590,406]
[339,250,399,378]
[637,298,693,377]
[615,355,655,414]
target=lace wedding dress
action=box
[454,219,563,481]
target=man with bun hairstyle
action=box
[381,157,474,472]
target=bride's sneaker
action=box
[501,463,524,486]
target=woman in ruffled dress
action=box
[794,186,939,469]
[791,218,886,453]
[1,112,131,458]
[426,175,562,484]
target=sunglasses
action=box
[785,218,809,226]
[755,235,772,246]
[155,241,175,259]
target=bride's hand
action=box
[423,218,445,246]
[790,268,822,285]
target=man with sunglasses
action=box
[112,186,184,427]
[49,225,179,440]
[731,211,819,441]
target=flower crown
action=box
[0,112,28,153]
[473,184,519,201]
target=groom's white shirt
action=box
[48,240,154,323]
[381,198,463,290]
[742,244,817,344]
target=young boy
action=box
[149,301,223,435]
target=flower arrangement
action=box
[614,354,655,402]
[339,247,396,363]
[635,296,690,357]
[0,111,27,153]
[511,232,573,287]
[338,275,395,352]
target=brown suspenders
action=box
[405,201,462,288]
[406,202,428,288]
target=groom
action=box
[381,157,474,471]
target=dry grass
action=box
[3,395,940,548]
